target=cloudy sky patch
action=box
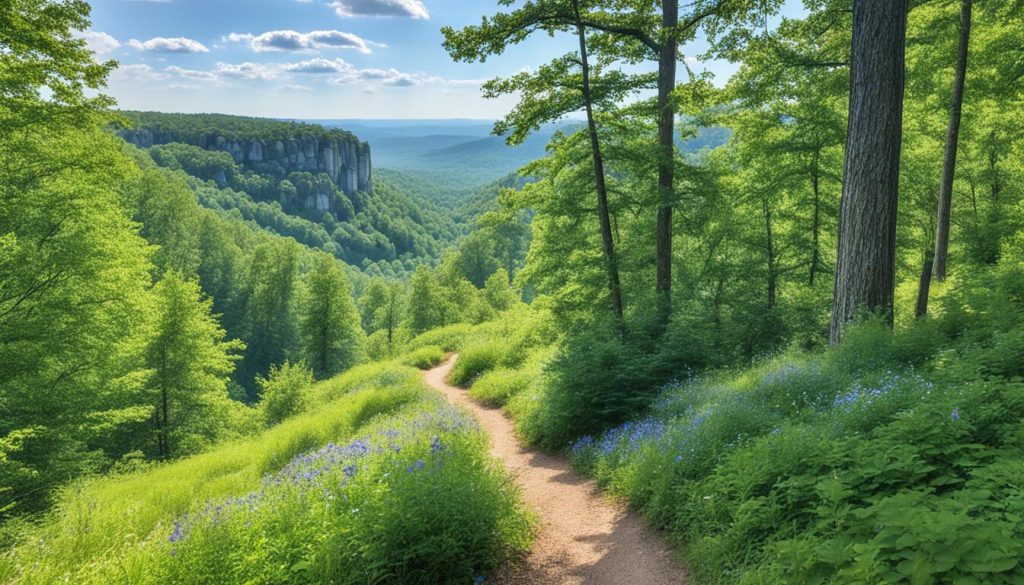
[330,0,429,19]
[128,36,210,53]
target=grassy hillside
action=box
[0,360,532,584]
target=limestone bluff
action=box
[119,112,372,215]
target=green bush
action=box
[258,361,314,426]
[402,345,446,370]
[405,323,476,353]
[448,341,504,386]
[469,368,529,406]
[470,347,554,407]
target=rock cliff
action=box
[121,122,373,197]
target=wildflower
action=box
[476,577,486,584]
[951,408,961,422]
[169,520,184,543]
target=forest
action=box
[1,0,1023,584]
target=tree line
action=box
[443,0,1022,352]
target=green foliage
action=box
[557,259,1024,584]
[257,362,314,427]
[406,323,477,353]
[402,346,446,370]
[448,341,505,387]
[300,253,366,379]
[145,272,245,459]
[0,365,533,584]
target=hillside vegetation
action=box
[0,361,532,584]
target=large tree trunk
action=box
[655,0,679,325]
[573,0,625,324]
[830,0,909,346]
[931,0,973,283]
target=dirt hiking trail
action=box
[424,355,687,585]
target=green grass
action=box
[0,363,533,585]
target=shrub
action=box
[470,347,554,407]
[405,323,476,353]
[448,341,504,386]
[258,361,314,426]
[469,368,529,406]
[402,345,446,370]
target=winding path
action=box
[424,356,687,585]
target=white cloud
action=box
[128,36,209,53]
[226,30,378,54]
[83,31,120,54]
[330,0,429,19]
[166,66,218,81]
[110,63,170,81]
[285,57,354,74]
[329,66,480,88]
[214,62,281,81]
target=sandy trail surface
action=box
[423,356,687,585]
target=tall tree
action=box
[237,240,300,396]
[830,0,910,345]
[917,0,973,317]
[407,265,447,335]
[443,0,645,325]
[445,0,768,325]
[300,253,365,379]
[0,0,154,512]
[146,272,242,459]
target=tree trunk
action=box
[655,0,679,325]
[573,0,625,325]
[830,0,909,346]
[809,148,822,286]
[914,248,935,318]
[763,197,777,309]
[931,0,973,283]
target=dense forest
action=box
[2,0,1023,583]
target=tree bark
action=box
[763,197,777,308]
[830,0,909,346]
[573,0,625,325]
[809,148,822,286]
[655,0,679,325]
[931,0,973,283]
[914,248,935,318]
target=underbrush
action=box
[402,345,446,370]
[469,348,555,407]
[564,260,1024,584]
[0,364,533,585]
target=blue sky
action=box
[84,0,803,120]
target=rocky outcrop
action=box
[121,127,373,197]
